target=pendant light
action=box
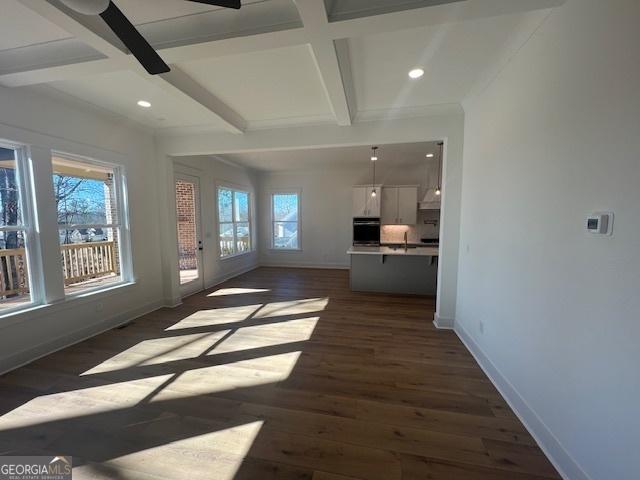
[435,141,443,196]
[370,146,378,197]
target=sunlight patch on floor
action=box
[218,351,303,377]
[253,298,329,319]
[166,304,264,330]
[0,375,175,429]
[204,317,319,355]
[160,365,287,396]
[94,421,265,480]
[207,287,270,297]
[81,331,231,375]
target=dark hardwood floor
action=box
[0,268,560,479]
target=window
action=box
[217,187,251,258]
[271,191,300,250]
[0,143,35,312]
[52,154,129,294]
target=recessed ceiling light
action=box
[137,100,151,108]
[426,153,434,158]
[408,68,424,79]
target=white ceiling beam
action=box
[15,0,247,134]
[294,0,353,126]
[156,105,464,157]
[326,0,565,39]
[155,68,245,134]
[306,40,353,126]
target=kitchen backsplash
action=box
[381,210,440,243]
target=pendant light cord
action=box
[437,142,443,189]
[371,146,378,192]
[373,155,376,186]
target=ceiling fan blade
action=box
[100,1,170,75]
[186,0,241,9]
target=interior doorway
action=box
[175,173,204,296]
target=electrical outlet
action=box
[479,320,484,334]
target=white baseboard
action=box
[433,312,454,329]
[455,322,591,480]
[205,263,259,290]
[259,262,349,270]
[0,299,164,376]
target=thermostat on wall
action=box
[586,212,613,235]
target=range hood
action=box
[420,188,441,210]
[420,141,443,210]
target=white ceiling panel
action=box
[0,0,73,51]
[348,11,544,112]
[46,70,225,130]
[178,45,334,123]
[324,0,463,22]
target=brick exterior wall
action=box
[175,181,198,270]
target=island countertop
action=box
[347,246,439,256]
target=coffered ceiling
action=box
[0,0,563,135]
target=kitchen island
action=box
[347,245,439,295]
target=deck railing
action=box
[61,241,116,286]
[220,236,250,257]
[0,248,28,297]
[0,240,117,300]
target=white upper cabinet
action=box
[380,186,418,224]
[352,186,367,216]
[353,186,381,217]
[397,186,418,224]
[381,188,398,224]
[365,186,380,217]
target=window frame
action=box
[51,151,133,297]
[0,139,43,314]
[270,189,302,251]
[216,184,253,259]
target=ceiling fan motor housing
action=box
[59,0,111,15]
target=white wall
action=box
[0,85,165,373]
[257,161,438,268]
[456,1,640,479]
[173,155,259,291]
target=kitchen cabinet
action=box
[398,187,418,224]
[381,186,418,224]
[353,186,381,217]
[365,186,380,217]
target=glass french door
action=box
[175,174,204,296]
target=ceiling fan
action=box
[59,0,241,75]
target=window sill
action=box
[65,280,137,301]
[220,250,255,261]
[269,248,303,253]
[0,280,137,330]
